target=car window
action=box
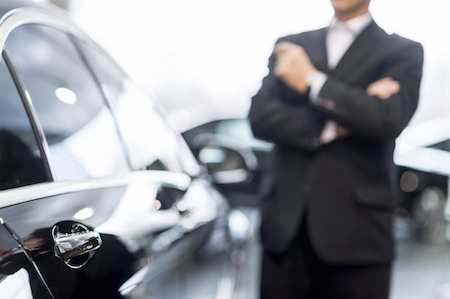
[77,41,201,176]
[0,57,48,190]
[4,24,129,181]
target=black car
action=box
[181,116,450,242]
[181,117,273,210]
[0,1,252,298]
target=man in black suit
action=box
[248,0,424,298]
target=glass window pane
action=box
[5,25,129,180]
[78,41,201,176]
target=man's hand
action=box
[367,77,401,100]
[335,124,350,138]
[274,42,316,93]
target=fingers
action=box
[273,42,314,93]
[367,77,401,100]
[274,41,300,54]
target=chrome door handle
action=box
[52,221,102,269]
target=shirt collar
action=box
[329,13,373,35]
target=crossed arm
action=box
[274,41,401,138]
[274,41,400,97]
[337,77,400,137]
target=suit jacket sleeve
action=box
[248,40,325,152]
[312,35,424,140]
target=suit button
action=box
[324,99,335,110]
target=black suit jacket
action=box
[249,21,423,264]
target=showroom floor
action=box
[391,238,450,299]
[237,209,450,299]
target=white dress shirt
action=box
[308,13,373,143]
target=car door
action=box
[0,14,224,299]
[0,219,54,299]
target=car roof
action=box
[0,0,68,20]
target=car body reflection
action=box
[0,0,251,298]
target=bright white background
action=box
[69,0,450,131]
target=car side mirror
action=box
[198,145,249,184]
[193,134,258,185]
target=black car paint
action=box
[0,1,241,298]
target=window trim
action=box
[0,8,90,50]
[2,51,54,182]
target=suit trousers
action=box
[260,217,392,299]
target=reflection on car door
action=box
[0,187,134,299]
[0,220,53,299]
[0,171,216,299]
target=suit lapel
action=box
[306,28,329,73]
[330,21,386,79]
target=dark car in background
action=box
[181,116,450,243]
[181,118,273,210]
[0,1,253,298]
